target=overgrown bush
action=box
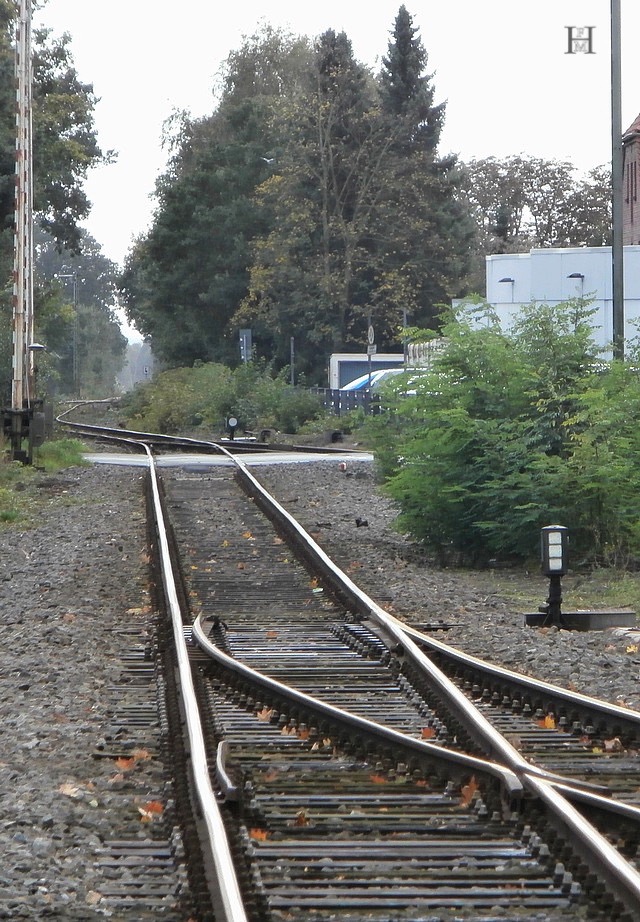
[119,361,327,435]
[365,298,640,568]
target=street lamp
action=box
[498,277,515,302]
[57,267,78,395]
[567,272,585,299]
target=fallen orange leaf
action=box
[421,726,436,739]
[142,800,164,813]
[115,757,136,771]
[459,776,478,807]
[138,800,164,822]
[249,828,269,841]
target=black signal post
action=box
[540,525,569,626]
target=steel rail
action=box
[221,447,595,774]
[190,613,523,800]
[55,421,640,916]
[213,446,640,918]
[391,614,640,731]
[57,411,362,455]
[144,444,249,922]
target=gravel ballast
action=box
[1,454,639,917]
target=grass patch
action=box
[0,437,88,527]
[34,438,88,472]
[461,565,640,621]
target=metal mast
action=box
[611,0,624,359]
[8,0,34,458]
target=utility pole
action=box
[5,0,35,461]
[58,267,79,395]
[611,0,624,360]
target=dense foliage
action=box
[459,157,612,291]
[118,27,312,369]
[36,229,127,397]
[366,299,640,568]
[119,361,326,436]
[120,7,474,382]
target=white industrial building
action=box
[483,111,640,352]
[485,245,640,351]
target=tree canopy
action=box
[459,155,612,289]
[121,7,475,382]
[36,228,127,397]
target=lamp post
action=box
[57,267,78,395]
[27,342,45,395]
[567,272,585,300]
[498,277,515,303]
[611,0,624,360]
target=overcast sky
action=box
[35,0,639,269]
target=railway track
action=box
[58,417,640,919]
[157,452,640,920]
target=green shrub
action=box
[119,361,326,435]
[275,389,324,433]
[366,298,640,567]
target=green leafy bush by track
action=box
[365,298,640,568]
[119,361,328,436]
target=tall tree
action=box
[459,155,613,275]
[370,5,474,338]
[237,9,474,380]
[123,9,475,382]
[235,29,393,378]
[119,25,312,368]
[379,4,444,152]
